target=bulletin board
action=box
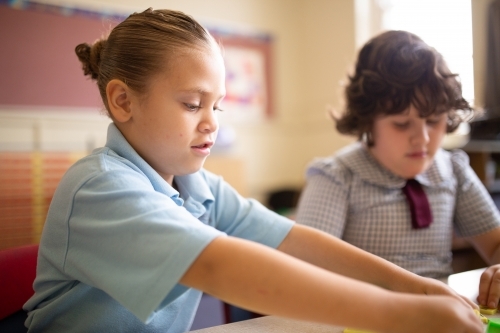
[211,31,274,122]
[0,1,275,121]
[0,2,121,108]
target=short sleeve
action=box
[295,158,351,237]
[452,150,500,237]
[200,169,294,249]
[64,166,223,323]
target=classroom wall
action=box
[0,5,106,107]
[0,0,356,202]
[0,0,492,203]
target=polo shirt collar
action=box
[175,173,215,219]
[105,124,214,217]
[337,142,453,189]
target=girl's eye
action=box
[213,107,224,112]
[185,104,201,112]
[426,118,441,125]
[393,122,409,129]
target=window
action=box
[354,0,475,147]
[381,0,474,104]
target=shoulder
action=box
[444,149,472,180]
[80,147,146,176]
[448,149,485,192]
[48,148,157,227]
[57,147,152,198]
[448,148,470,167]
[307,155,351,183]
[433,148,470,168]
[306,142,401,188]
[432,148,476,189]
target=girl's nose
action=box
[411,122,430,145]
[199,109,218,133]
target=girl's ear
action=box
[106,79,133,123]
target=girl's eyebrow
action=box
[389,114,409,119]
[180,88,225,99]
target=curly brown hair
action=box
[334,30,474,146]
[75,8,216,117]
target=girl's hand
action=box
[477,265,500,309]
[409,276,478,309]
[387,295,483,333]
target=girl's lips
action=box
[407,151,427,158]
[191,142,213,149]
[191,142,213,156]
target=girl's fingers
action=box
[460,295,479,309]
[486,268,500,308]
[478,266,500,308]
[477,268,493,306]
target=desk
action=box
[190,315,343,333]
[190,268,496,333]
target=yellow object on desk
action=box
[474,308,490,324]
[480,305,498,315]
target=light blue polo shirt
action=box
[24,123,294,333]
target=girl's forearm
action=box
[180,235,402,330]
[277,224,424,293]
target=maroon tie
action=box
[402,179,433,229]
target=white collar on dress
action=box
[335,142,454,189]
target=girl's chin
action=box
[400,168,428,179]
[397,160,433,178]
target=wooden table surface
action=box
[190,268,499,333]
[190,315,344,333]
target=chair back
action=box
[0,244,38,320]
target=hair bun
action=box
[75,40,105,80]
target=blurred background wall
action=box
[0,0,495,249]
[0,0,360,204]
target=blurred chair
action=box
[0,244,38,333]
[267,187,301,220]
